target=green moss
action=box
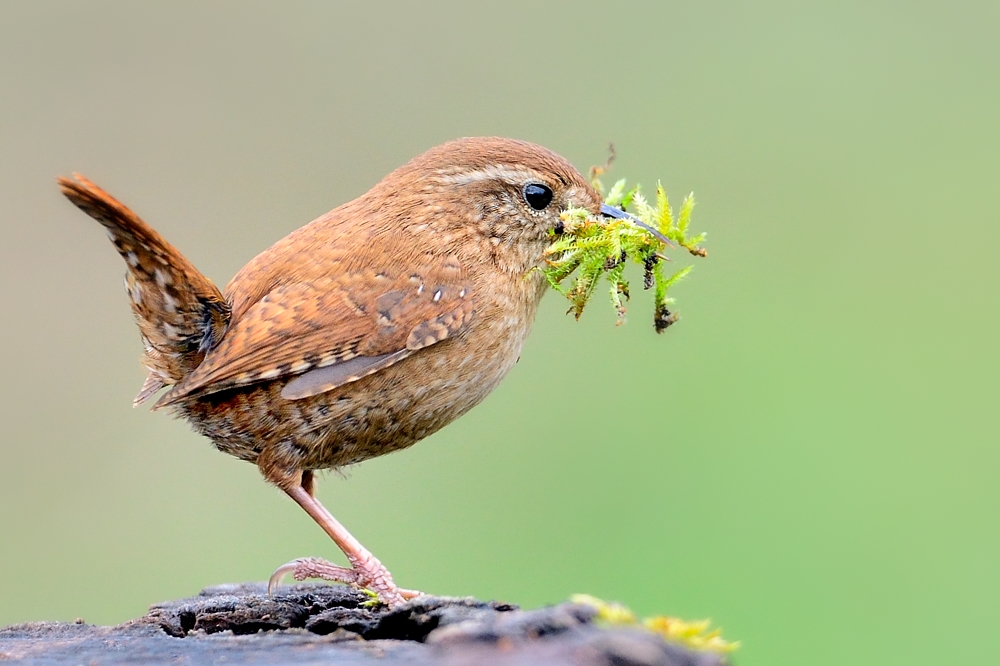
[571,594,739,654]
[541,165,707,332]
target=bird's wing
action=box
[155,255,474,406]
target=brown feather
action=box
[61,137,604,606]
[155,255,474,406]
[58,174,229,391]
[281,351,409,400]
[62,137,600,472]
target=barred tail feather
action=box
[58,174,230,402]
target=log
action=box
[0,583,726,665]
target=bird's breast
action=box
[181,269,546,471]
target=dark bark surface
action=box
[0,583,728,665]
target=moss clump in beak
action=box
[542,167,707,332]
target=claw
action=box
[266,556,421,606]
[267,559,301,595]
[268,557,361,596]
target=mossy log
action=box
[0,583,726,665]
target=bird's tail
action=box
[58,174,230,405]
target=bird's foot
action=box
[267,556,421,607]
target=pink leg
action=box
[265,469,420,606]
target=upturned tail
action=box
[58,174,230,405]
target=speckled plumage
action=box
[60,137,601,605]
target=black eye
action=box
[523,183,553,210]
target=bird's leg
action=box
[265,467,420,606]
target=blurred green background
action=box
[1,2,998,664]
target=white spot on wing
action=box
[163,292,179,313]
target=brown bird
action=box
[59,137,606,606]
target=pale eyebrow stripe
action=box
[437,165,541,187]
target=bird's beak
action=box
[600,203,673,246]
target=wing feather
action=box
[155,256,474,407]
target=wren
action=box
[59,137,604,606]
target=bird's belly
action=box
[178,318,528,471]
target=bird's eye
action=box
[523,183,553,211]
